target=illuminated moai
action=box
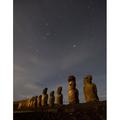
[49,91,55,107]
[83,75,99,102]
[17,99,30,110]
[17,102,22,110]
[41,88,48,106]
[68,75,79,104]
[27,98,31,109]
[29,97,33,109]
[37,95,42,107]
[56,86,63,105]
[30,96,36,109]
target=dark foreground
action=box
[14,101,106,120]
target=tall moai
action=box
[41,88,48,106]
[83,75,99,102]
[49,91,55,107]
[56,86,63,105]
[37,95,42,107]
[68,75,79,104]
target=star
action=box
[73,44,77,48]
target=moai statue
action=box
[83,75,99,102]
[49,91,55,107]
[29,97,33,109]
[35,96,38,109]
[27,98,31,109]
[68,75,79,104]
[41,88,48,106]
[37,95,42,108]
[56,86,63,105]
[30,96,36,109]
[17,102,22,110]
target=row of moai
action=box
[17,87,63,110]
[17,75,99,110]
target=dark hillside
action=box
[14,101,106,120]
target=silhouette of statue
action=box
[35,96,38,108]
[83,75,99,102]
[56,86,63,105]
[49,91,55,107]
[37,95,42,107]
[41,88,48,106]
[68,75,79,104]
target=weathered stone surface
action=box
[83,75,99,102]
[56,86,63,105]
[41,88,48,106]
[68,75,79,104]
[49,91,55,107]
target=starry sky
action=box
[14,0,106,103]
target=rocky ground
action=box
[14,101,106,120]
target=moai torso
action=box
[35,96,38,108]
[83,75,99,102]
[41,88,48,106]
[27,98,30,108]
[49,91,55,107]
[31,97,36,109]
[68,75,79,104]
[56,86,63,105]
[37,95,42,107]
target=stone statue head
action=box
[57,86,62,94]
[68,75,76,89]
[31,96,35,101]
[43,88,48,94]
[39,95,42,98]
[50,91,54,96]
[84,75,92,84]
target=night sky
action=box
[14,0,106,103]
